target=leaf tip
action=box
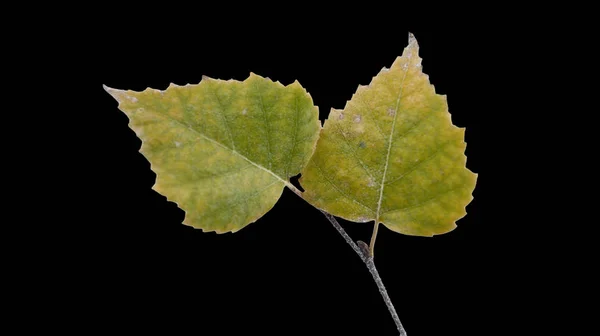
[103,84,117,95]
[403,32,419,54]
[408,32,417,44]
[103,84,127,102]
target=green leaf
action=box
[105,74,320,233]
[299,34,477,237]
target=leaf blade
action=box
[105,74,320,233]
[300,34,477,236]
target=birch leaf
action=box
[299,34,477,237]
[105,74,320,233]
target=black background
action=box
[88,17,492,335]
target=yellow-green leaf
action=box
[105,74,320,233]
[299,34,477,237]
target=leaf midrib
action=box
[149,107,290,189]
[375,39,417,223]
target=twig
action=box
[286,183,407,335]
[321,211,407,336]
[320,211,366,262]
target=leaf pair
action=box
[105,34,477,237]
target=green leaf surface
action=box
[105,74,320,233]
[299,34,477,237]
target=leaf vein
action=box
[333,123,378,182]
[192,164,254,182]
[285,94,300,177]
[257,88,273,170]
[384,140,452,186]
[141,107,290,187]
[313,160,375,213]
[381,184,466,215]
[200,179,282,223]
[354,97,389,141]
[210,84,237,151]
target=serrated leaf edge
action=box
[104,73,322,233]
